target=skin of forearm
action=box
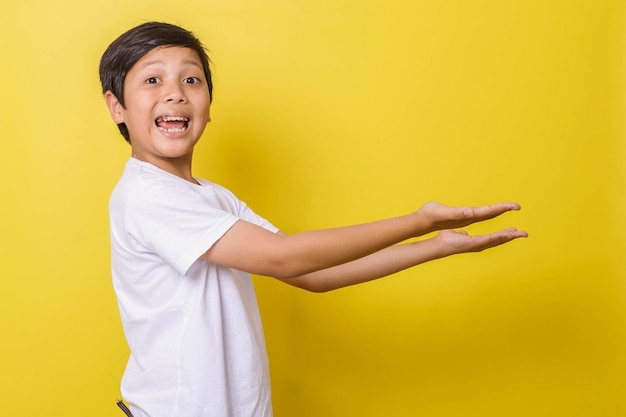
[266,212,432,278]
[205,211,432,279]
[278,237,445,293]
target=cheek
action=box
[205,100,212,122]
[126,102,154,124]
[196,103,211,125]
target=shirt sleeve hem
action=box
[176,216,240,276]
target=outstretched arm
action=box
[278,227,526,292]
[201,202,526,285]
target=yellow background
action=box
[1,1,624,416]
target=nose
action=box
[164,81,187,103]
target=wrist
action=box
[430,234,451,259]
[406,236,448,264]
[410,208,435,237]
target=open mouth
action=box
[155,116,189,133]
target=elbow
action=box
[298,281,332,293]
[293,281,334,293]
[266,258,315,281]
[268,265,305,281]
[274,273,336,293]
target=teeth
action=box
[158,127,186,132]
[156,116,189,122]
[156,115,189,133]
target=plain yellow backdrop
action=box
[0,1,624,416]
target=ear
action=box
[104,91,125,124]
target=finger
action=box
[463,202,522,219]
[470,229,527,251]
[490,229,528,244]
[503,227,528,237]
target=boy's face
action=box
[105,46,211,166]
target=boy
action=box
[100,21,527,417]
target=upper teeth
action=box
[158,116,189,122]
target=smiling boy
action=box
[105,42,210,181]
[100,22,527,417]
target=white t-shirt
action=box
[109,158,278,417]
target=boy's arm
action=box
[275,227,525,292]
[201,202,526,284]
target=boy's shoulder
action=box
[116,158,193,191]
[111,159,190,208]
[111,158,239,208]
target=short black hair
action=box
[99,22,213,143]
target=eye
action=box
[145,76,160,84]
[183,76,202,85]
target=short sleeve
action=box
[207,182,279,234]
[125,182,241,276]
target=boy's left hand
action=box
[435,227,528,257]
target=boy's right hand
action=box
[416,201,523,234]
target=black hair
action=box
[99,22,213,143]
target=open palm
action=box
[419,201,522,233]
[435,227,527,256]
